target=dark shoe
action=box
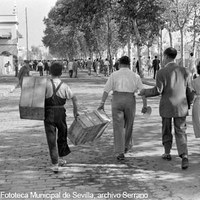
[124,148,128,153]
[182,157,189,170]
[116,153,125,161]
[162,153,172,161]
[50,164,59,173]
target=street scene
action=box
[1,0,200,200]
[0,71,200,200]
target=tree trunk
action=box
[106,13,112,69]
[160,29,163,68]
[192,9,197,55]
[132,19,143,77]
[168,30,173,47]
[180,28,184,67]
[128,33,133,70]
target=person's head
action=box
[163,47,177,65]
[155,56,157,59]
[50,62,63,77]
[190,52,194,57]
[24,60,29,66]
[196,62,200,75]
[119,56,130,68]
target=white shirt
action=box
[68,62,73,70]
[104,68,143,93]
[45,78,74,99]
[188,57,196,74]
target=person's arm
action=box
[97,74,113,110]
[71,95,79,120]
[97,91,108,111]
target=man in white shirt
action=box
[36,61,44,76]
[98,56,145,161]
[188,52,197,79]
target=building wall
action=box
[0,14,18,75]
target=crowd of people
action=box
[12,47,200,173]
[14,57,117,79]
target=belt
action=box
[45,106,65,108]
[113,91,135,95]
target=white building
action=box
[0,1,19,75]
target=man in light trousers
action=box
[98,56,145,160]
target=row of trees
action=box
[42,0,200,74]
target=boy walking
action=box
[44,62,79,172]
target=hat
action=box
[143,106,152,118]
[50,62,63,76]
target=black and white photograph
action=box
[0,0,200,199]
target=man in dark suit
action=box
[152,56,160,79]
[140,47,193,170]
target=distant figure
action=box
[4,61,11,74]
[44,60,50,75]
[87,58,93,76]
[68,60,73,78]
[132,58,136,72]
[95,59,101,76]
[188,52,197,79]
[17,60,31,87]
[72,59,78,78]
[104,58,110,76]
[14,60,19,77]
[37,61,44,76]
[146,56,152,76]
[152,56,160,79]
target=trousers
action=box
[162,117,188,157]
[112,92,136,154]
[44,107,71,164]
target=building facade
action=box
[0,14,18,75]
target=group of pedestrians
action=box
[16,47,200,173]
[132,56,161,79]
[98,47,199,171]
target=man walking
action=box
[152,56,160,79]
[87,58,93,76]
[98,56,144,161]
[140,47,192,170]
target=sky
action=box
[0,0,57,49]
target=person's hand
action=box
[138,89,146,96]
[141,106,148,114]
[73,109,79,121]
[97,102,105,111]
